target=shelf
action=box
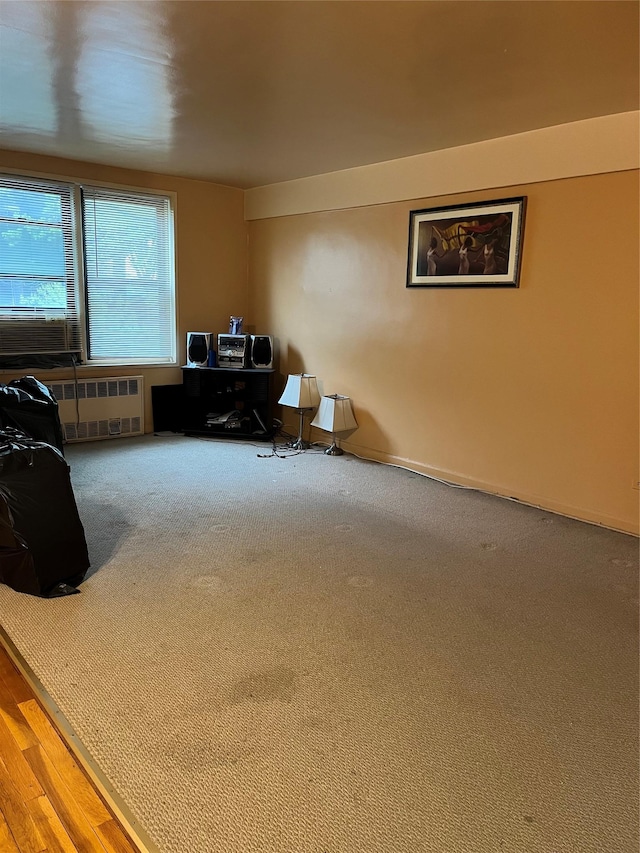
[181,366,276,441]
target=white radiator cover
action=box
[49,376,144,443]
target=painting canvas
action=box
[407,197,526,288]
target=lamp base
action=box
[287,407,313,451]
[324,442,344,456]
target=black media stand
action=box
[182,367,276,440]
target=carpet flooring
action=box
[0,435,637,852]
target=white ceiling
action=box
[0,1,638,189]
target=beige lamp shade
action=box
[278,374,321,409]
[311,395,358,433]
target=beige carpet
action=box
[0,435,638,852]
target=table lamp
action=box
[311,394,358,455]
[278,373,320,450]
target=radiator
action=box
[49,376,144,443]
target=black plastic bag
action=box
[0,376,64,454]
[0,431,89,596]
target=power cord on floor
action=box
[182,432,610,528]
[346,447,475,490]
[256,425,328,458]
[344,445,569,519]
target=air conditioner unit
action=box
[0,318,78,355]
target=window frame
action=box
[0,167,178,369]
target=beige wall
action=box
[248,171,640,534]
[0,149,248,429]
[2,146,638,534]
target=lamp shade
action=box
[278,374,320,409]
[311,395,358,433]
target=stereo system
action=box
[217,334,250,369]
[186,332,274,370]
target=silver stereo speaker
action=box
[186,332,212,367]
[250,335,274,369]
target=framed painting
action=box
[406,197,526,288]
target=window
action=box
[0,174,176,366]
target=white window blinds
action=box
[0,175,81,356]
[82,186,175,364]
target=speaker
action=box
[151,384,184,433]
[250,335,273,369]
[186,332,212,367]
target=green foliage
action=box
[20,281,66,309]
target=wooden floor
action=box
[0,639,141,853]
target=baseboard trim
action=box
[343,443,639,537]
